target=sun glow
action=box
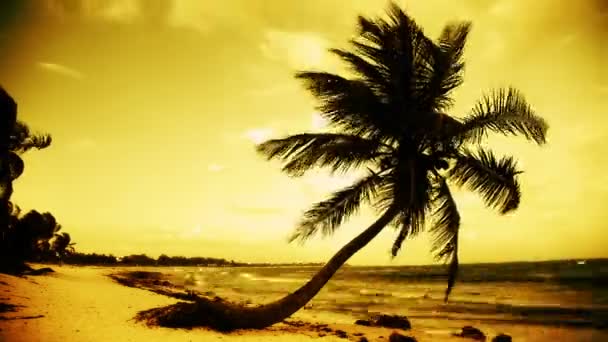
[311,112,328,131]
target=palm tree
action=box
[52,232,76,260]
[139,2,547,330]
[0,86,52,272]
[11,210,62,261]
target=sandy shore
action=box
[0,265,432,342]
[1,266,607,342]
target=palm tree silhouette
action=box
[52,232,76,259]
[11,210,62,261]
[257,3,547,304]
[0,87,52,271]
[140,2,548,330]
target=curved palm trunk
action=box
[247,204,399,327]
[148,204,399,330]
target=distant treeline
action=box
[53,252,325,267]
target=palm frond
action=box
[329,48,388,96]
[295,71,394,139]
[390,212,410,257]
[355,13,392,49]
[419,22,471,111]
[372,171,396,213]
[386,156,435,256]
[389,194,431,257]
[430,177,461,260]
[459,87,549,145]
[289,171,384,244]
[437,22,470,71]
[449,148,522,214]
[417,112,464,151]
[9,121,52,153]
[352,3,427,94]
[15,134,52,153]
[256,133,392,176]
[349,40,389,70]
[429,177,461,302]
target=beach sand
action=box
[1,266,606,342]
[0,265,431,342]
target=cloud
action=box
[37,62,85,79]
[243,127,275,144]
[260,30,334,70]
[487,0,518,17]
[207,163,224,172]
[96,0,139,22]
[41,0,172,25]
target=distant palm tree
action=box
[143,2,548,330]
[52,232,76,259]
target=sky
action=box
[0,0,606,265]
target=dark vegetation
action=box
[0,86,74,275]
[42,251,324,267]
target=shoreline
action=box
[1,265,607,341]
[0,265,423,342]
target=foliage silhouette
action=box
[55,252,320,267]
[51,232,76,260]
[0,86,59,273]
[133,1,548,331]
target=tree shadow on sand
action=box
[110,271,378,340]
[0,302,20,313]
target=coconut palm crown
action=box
[257,2,548,302]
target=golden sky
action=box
[1,0,606,265]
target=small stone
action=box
[492,333,512,342]
[373,314,411,330]
[389,332,417,342]
[355,319,372,326]
[453,326,486,341]
[335,329,348,338]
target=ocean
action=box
[155,259,608,332]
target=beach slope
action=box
[0,266,428,342]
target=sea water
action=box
[157,259,608,330]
